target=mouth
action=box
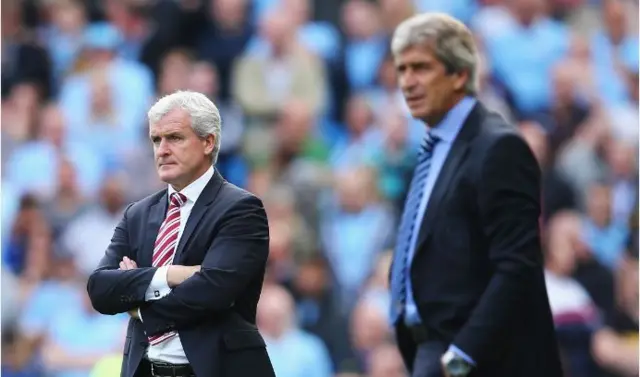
[405,95,424,105]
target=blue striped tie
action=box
[390,131,440,324]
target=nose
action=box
[156,138,171,156]
[400,71,417,92]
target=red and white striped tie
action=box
[148,192,187,346]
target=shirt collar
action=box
[168,165,215,204]
[428,96,477,143]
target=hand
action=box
[167,265,201,287]
[441,358,453,377]
[441,350,472,377]
[441,359,451,377]
[119,257,138,270]
[119,258,140,319]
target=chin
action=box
[157,169,178,184]
[409,108,429,121]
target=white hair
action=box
[391,13,479,95]
[147,90,222,164]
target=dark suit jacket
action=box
[87,170,275,377]
[394,102,563,377]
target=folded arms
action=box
[87,196,269,336]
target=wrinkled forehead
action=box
[393,44,438,67]
[149,108,191,135]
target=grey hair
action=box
[391,13,479,95]
[147,90,222,164]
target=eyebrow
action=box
[150,131,181,140]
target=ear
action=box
[452,69,469,92]
[203,134,215,156]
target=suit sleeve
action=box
[87,203,157,315]
[452,133,543,366]
[139,195,269,336]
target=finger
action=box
[125,257,138,269]
[119,261,126,270]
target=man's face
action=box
[395,45,466,124]
[149,108,214,190]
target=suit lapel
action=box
[173,169,225,262]
[415,102,485,249]
[142,192,168,267]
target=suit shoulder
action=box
[217,181,268,225]
[219,180,265,208]
[476,111,530,156]
[479,110,520,141]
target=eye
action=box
[413,62,430,72]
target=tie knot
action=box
[170,192,187,207]
[420,132,440,155]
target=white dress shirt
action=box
[140,165,214,364]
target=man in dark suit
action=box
[387,13,563,377]
[87,90,275,377]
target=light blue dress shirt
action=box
[404,96,477,364]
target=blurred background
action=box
[0,0,638,376]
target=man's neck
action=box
[271,41,295,59]
[422,93,467,127]
[263,326,290,342]
[126,18,150,41]
[170,163,212,192]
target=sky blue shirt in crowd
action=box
[264,329,333,377]
[404,96,477,365]
[486,19,569,114]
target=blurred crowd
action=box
[1,0,638,376]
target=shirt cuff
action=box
[449,345,476,366]
[144,266,171,301]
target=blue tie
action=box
[390,131,440,324]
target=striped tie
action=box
[389,131,440,324]
[148,192,186,346]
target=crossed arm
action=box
[87,203,156,315]
[86,195,269,336]
[86,203,202,315]
[117,257,199,319]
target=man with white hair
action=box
[387,13,562,377]
[87,90,275,377]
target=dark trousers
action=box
[134,358,153,377]
[410,341,448,377]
